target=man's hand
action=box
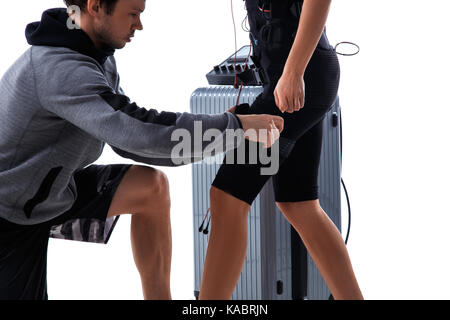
[274,72,305,113]
[234,113,284,148]
[227,105,236,113]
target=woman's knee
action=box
[276,199,321,220]
[209,186,250,219]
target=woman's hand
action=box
[274,72,305,113]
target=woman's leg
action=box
[199,106,335,299]
[277,199,363,300]
[198,186,251,300]
[199,50,342,298]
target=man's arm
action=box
[111,85,188,166]
[34,53,242,164]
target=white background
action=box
[1,0,450,300]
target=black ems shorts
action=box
[0,163,132,300]
[212,46,340,206]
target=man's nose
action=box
[135,17,143,31]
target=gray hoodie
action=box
[0,8,242,225]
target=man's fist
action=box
[234,113,284,148]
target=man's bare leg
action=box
[107,165,172,300]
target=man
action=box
[0,0,283,300]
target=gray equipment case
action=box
[191,86,342,300]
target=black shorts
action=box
[212,47,340,205]
[0,163,132,300]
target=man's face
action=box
[93,0,145,49]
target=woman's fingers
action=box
[294,96,302,111]
[274,90,283,112]
[290,94,298,113]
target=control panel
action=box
[206,46,266,86]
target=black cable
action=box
[341,178,351,245]
[329,104,352,301]
[339,107,351,245]
[241,13,250,32]
[334,41,360,56]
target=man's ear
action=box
[86,0,102,17]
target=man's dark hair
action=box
[64,0,119,15]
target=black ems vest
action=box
[247,0,302,54]
[246,0,331,85]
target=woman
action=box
[198,0,363,300]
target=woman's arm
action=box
[274,0,332,113]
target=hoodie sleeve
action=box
[33,50,244,166]
[110,85,202,166]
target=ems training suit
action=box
[212,0,341,205]
[0,8,244,299]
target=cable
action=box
[339,103,352,246]
[231,0,252,106]
[339,105,351,245]
[235,44,252,105]
[341,177,351,245]
[242,0,250,32]
[241,13,250,32]
[198,208,210,233]
[328,107,352,301]
[333,41,360,246]
[231,0,239,89]
[334,41,360,56]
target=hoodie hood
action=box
[25,8,114,65]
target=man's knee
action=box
[135,166,170,209]
[107,165,171,218]
[147,168,169,196]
